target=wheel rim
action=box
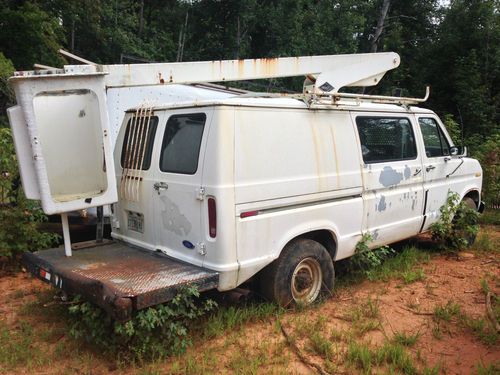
[291,257,322,304]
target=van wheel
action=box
[462,197,478,246]
[260,239,334,307]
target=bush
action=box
[430,191,479,251]
[350,233,395,274]
[68,286,217,362]
[0,128,59,259]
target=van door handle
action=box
[426,165,436,172]
[153,182,168,193]
[413,168,421,176]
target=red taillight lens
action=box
[240,210,259,219]
[208,198,217,238]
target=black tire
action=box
[259,238,335,307]
[462,197,478,246]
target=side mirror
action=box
[450,146,467,157]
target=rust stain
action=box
[237,59,245,78]
[309,116,323,191]
[329,126,341,188]
[158,72,165,84]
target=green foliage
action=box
[203,302,280,338]
[430,192,480,251]
[442,114,462,145]
[0,128,59,258]
[471,134,500,207]
[351,233,396,274]
[392,331,420,347]
[68,287,217,362]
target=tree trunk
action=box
[370,0,391,53]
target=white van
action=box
[11,53,483,318]
[111,96,483,306]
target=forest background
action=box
[0,0,498,257]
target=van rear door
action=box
[153,109,213,267]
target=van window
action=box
[356,117,417,163]
[160,113,206,174]
[121,116,158,170]
[418,118,450,157]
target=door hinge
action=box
[197,242,207,256]
[196,187,205,201]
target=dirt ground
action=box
[0,227,498,374]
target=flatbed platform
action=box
[22,241,218,320]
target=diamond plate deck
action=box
[22,241,218,320]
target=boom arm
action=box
[62,52,400,94]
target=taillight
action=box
[208,197,217,238]
[240,210,259,219]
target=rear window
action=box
[356,117,417,163]
[159,113,206,174]
[121,115,158,170]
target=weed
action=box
[347,341,373,373]
[430,191,479,251]
[433,301,461,322]
[402,268,426,284]
[473,233,497,252]
[475,361,500,375]
[375,342,417,374]
[461,316,498,346]
[393,331,420,347]
[203,302,281,338]
[422,364,441,375]
[68,286,217,362]
[351,233,396,274]
[308,331,333,359]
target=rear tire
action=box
[260,238,335,307]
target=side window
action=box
[121,116,158,170]
[160,113,206,174]
[356,117,417,164]
[418,118,450,157]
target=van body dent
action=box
[112,96,483,293]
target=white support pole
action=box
[61,213,72,257]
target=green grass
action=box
[433,301,461,322]
[478,209,500,226]
[0,320,49,371]
[308,331,333,360]
[475,361,500,375]
[348,340,418,375]
[365,246,431,283]
[393,331,420,347]
[203,302,281,338]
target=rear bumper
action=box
[22,241,218,321]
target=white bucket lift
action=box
[7,52,402,256]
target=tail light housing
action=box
[208,197,217,238]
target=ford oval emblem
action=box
[182,240,195,250]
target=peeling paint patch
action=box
[404,165,411,180]
[160,196,192,236]
[379,166,403,187]
[372,229,380,240]
[376,195,387,212]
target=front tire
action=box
[462,197,478,246]
[260,238,335,307]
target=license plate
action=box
[128,212,144,233]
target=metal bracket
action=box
[196,187,205,201]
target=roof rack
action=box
[305,86,430,107]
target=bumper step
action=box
[22,242,218,321]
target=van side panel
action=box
[234,108,363,285]
[201,107,239,290]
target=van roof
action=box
[126,93,435,114]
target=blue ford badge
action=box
[182,240,195,249]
